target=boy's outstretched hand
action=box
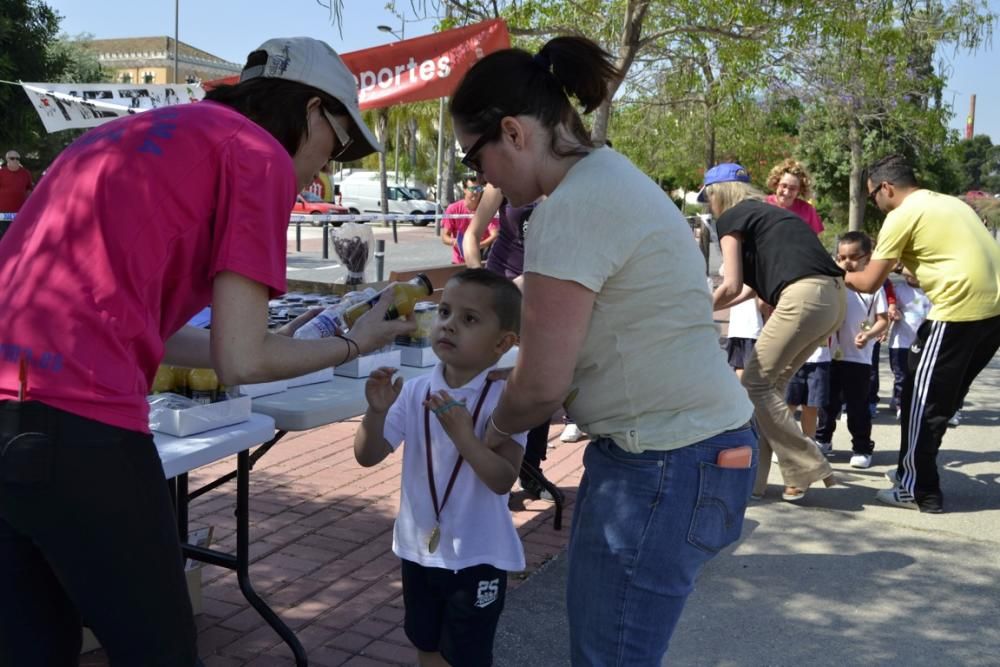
[425,389,475,444]
[365,367,403,413]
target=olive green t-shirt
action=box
[524,148,753,452]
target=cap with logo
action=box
[697,163,750,202]
[239,37,382,162]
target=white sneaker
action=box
[947,411,962,427]
[850,454,872,469]
[875,487,918,510]
[814,439,833,456]
[559,423,585,442]
[885,469,899,485]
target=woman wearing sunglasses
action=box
[0,38,411,665]
[450,36,757,665]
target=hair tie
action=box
[532,51,552,73]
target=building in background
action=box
[85,37,241,85]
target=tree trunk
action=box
[591,0,650,143]
[704,106,716,170]
[848,117,865,231]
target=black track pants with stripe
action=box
[897,313,1000,499]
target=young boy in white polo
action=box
[815,232,889,469]
[354,268,526,667]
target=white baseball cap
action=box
[240,37,382,162]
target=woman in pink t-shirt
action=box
[0,38,411,665]
[765,158,824,234]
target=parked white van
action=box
[337,179,437,226]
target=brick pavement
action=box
[81,420,584,667]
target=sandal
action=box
[782,474,838,502]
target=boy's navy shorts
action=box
[785,361,831,407]
[726,337,757,370]
[401,559,507,666]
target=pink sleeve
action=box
[487,217,500,233]
[805,204,824,234]
[208,135,296,297]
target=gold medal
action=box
[834,348,844,360]
[427,525,441,553]
[860,320,873,332]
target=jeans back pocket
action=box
[687,461,753,554]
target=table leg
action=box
[235,450,308,666]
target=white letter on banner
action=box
[437,56,452,79]
[377,68,394,89]
[419,60,436,81]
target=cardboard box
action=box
[287,368,334,387]
[398,345,438,368]
[334,348,401,378]
[149,395,252,437]
[238,380,289,398]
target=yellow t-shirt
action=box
[872,189,1000,322]
[524,148,753,453]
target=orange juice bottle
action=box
[342,274,433,329]
[171,366,190,397]
[150,365,175,394]
[188,368,219,405]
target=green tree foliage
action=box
[951,134,1000,192]
[0,0,63,163]
[0,0,111,171]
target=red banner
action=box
[204,20,510,110]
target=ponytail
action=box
[450,35,620,155]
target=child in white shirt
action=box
[888,267,931,418]
[721,262,764,379]
[815,232,889,469]
[354,269,527,667]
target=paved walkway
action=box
[81,421,585,667]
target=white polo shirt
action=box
[383,363,526,572]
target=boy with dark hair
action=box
[354,268,526,667]
[816,232,889,469]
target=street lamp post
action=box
[377,21,406,184]
[173,0,179,84]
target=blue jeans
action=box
[566,426,757,666]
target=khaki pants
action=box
[743,275,846,493]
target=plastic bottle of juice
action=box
[171,366,190,397]
[188,368,219,405]
[341,274,433,329]
[150,365,175,394]
[293,288,379,339]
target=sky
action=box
[48,0,999,142]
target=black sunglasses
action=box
[868,182,884,203]
[5,156,19,162]
[460,119,503,173]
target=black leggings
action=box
[0,401,199,666]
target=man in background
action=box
[0,150,33,213]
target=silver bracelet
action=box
[488,414,513,438]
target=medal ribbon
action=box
[423,378,495,528]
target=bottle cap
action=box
[414,273,433,295]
